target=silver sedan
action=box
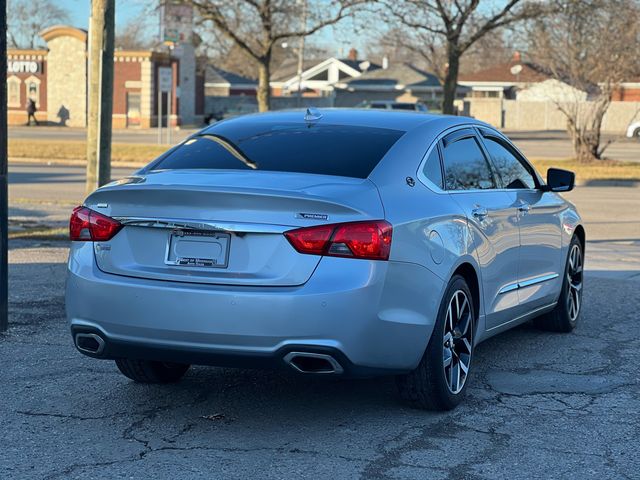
[66,109,584,410]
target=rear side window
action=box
[422,148,443,188]
[442,136,496,190]
[151,123,404,179]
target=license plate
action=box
[165,230,230,268]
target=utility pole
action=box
[86,0,115,196]
[295,0,307,108]
[0,0,8,332]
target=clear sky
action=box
[58,0,152,31]
[55,0,366,56]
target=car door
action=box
[440,129,521,329]
[478,129,563,312]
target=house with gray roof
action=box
[333,63,445,108]
[204,66,257,96]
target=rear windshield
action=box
[151,123,404,178]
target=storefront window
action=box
[7,76,21,107]
[25,76,41,107]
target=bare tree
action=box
[116,13,155,50]
[386,0,548,114]
[184,0,366,111]
[7,0,70,49]
[526,0,640,162]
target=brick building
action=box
[6,25,204,128]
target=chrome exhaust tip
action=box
[283,352,344,374]
[74,333,106,355]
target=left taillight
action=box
[69,206,122,242]
[284,220,393,261]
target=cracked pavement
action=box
[2,181,640,479]
[1,237,639,480]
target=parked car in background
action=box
[358,100,429,112]
[626,121,640,139]
[205,104,259,124]
[67,109,584,410]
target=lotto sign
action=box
[7,61,41,74]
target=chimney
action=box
[348,47,358,61]
[382,56,389,70]
[512,51,521,63]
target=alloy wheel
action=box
[443,290,473,394]
[567,243,583,322]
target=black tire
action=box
[115,358,190,383]
[534,235,584,332]
[396,275,475,410]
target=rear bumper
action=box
[66,242,444,374]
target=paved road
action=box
[1,241,638,479]
[9,126,640,161]
[505,130,640,162]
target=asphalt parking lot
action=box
[2,165,640,479]
[2,240,639,479]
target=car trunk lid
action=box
[84,170,384,286]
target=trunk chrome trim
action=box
[498,273,559,295]
[112,217,291,234]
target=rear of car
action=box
[66,112,442,376]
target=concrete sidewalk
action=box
[9,125,198,145]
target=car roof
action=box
[201,108,476,133]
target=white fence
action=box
[464,98,640,133]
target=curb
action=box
[9,157,146,169]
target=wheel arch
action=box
[451,262,481,335]
[574,224,586,252]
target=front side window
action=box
[483,137,537,189]
[442,136,496,190]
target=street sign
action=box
[158,67,172,93]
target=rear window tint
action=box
[151,123,404,178]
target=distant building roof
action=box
[341,63,441,91]
[459,62,550,84]
[271,57,380,84]
[205,66,256,88]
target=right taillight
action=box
[284,220,392,260]
[70,206,122,242]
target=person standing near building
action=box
[26,98,39,126]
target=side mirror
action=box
[544,168,575,192]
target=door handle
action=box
[472,207,488,220]
[518,202,530,214]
